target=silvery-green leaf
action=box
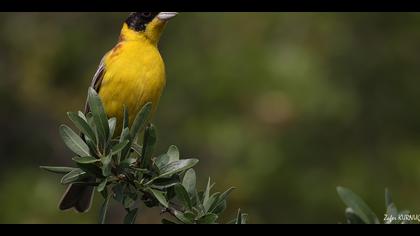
[384,188,398,223]
[150,177,179,190]
[218,187,235,203]
[119,127,131,161]
[203,178,211,209]
[174,184,192,210]
[131,143,142,156]
[236,209,243,224]
[97,178,108,192]
[108,117,117,140]
[113,184,125,203]
[88,87,109,148]
[130,102,152,140]
[67,112,97,144]
[78,111,87,121]
[211,200,227,214]
[76,163,103,178]
[122,105,129,129]
[197,213,218,224]
[140,124,157,168]
[161,219,177,224]
[337,186,379,224]
[158,159,199,179]
[111,140,129,156]
[59,125,90,157]
[174,210,193,224]
[148,188,168,208]
[99,195,111,224]
[123,193,137,209]
[182,169,196,197]
[124,208,138,224]
[241,214,248,224]
[345,208,366,224]
[40,166,77,174]
[155,154,169,170]
[167,145,179,163]
[72,156,99,164]
[60,169,87,184]
[205,192,221,213]
[101,155,112,177]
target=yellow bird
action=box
[59,12,178,213]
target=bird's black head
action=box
[125,12,159,32]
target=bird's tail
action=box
[59,180,95,213]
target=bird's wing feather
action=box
[84,54,108,114]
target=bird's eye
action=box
[141,12,152,18]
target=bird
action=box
[58,12,178,213]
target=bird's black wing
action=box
[84,55,107,114]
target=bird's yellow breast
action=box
[98,39,166,132]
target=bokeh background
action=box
[1,12,420,224]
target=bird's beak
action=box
[157,12,178,21]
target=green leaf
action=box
[119,127,131,161]
[174,184,192,210]
[150,177,179,190]
[99,194,111,224]
[78,111,87,121]
[174,210,194,224]
[120,157,137,169]
[195,190,205,213]
[197,213,218,224]
[385,188,393,208]
[345,208,366,224]
[97,178,108,192]
[85,138,98,157]
[140,124,157,168]
[130,102,152,140]
[218,187,235,203]
[211,200,227,214]
[60,169,87,184]
[76,163,103,178]
[86,113,94,127]
[111,140,129,156]
[161,219,177,224]
[131,143,142,156]
[148,188,168,208]
[241,214,248,224]
[167,145,179,163]
[203,177,212,209]
[59,125,90,157]
[88,87,109,148]
[67,181,100,186]
[72,156,99,164]
[108,117,117,140]
[40,166,77,174]
[182,169,196,197]
[384,189,398,223]
[122,105,129,129]
[337,186,379,224]
[67,112,97,144]
[155,154,169,170]
[236,209,243,224]
[113,184,126,203]
[205,192,221,213]
[158,159,199,179]
[101,155,112,177]
[123,193,137,209]
[122,104,129,129]
[124,208,138,224]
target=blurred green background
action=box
[1,12,420,224]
